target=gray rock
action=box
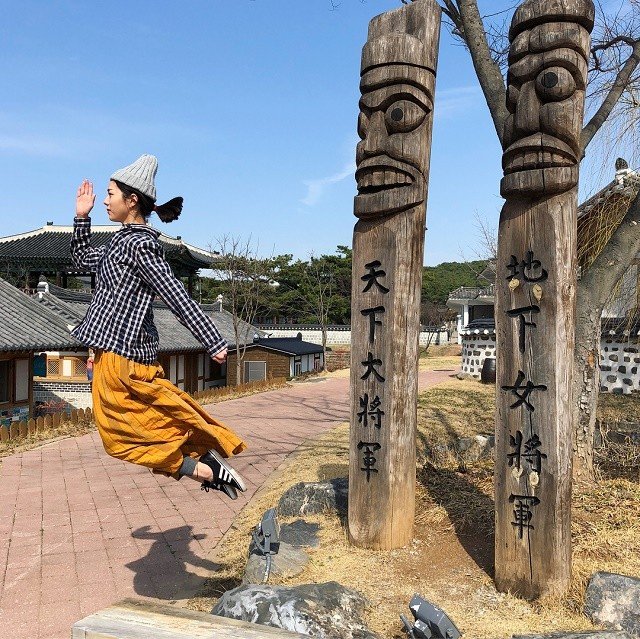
[243,541,309,584]
[513,633,632,639]
[455,434,495,461]
[212,581,379,639]
[278,478,348,517]
[585,572,640,636]
[279,520,320,548]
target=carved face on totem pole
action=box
[500,0,594,199]
[354,11,438,218]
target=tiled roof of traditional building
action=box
[247,336,324,356]
[0,223,218,273]
[37,283,262,352]
[0,278,80,351]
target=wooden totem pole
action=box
[494,0,594,598]
[348,0,441,550]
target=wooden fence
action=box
[1,378,289,445]
[0,407,93,444]
[192,377,288,404]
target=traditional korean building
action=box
[32,283,263,405]
[0,277,80,426]
[226,334,325,385]
[0,222,217,294]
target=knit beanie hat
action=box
[110,154,158,201]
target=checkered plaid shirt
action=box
[70,217,227,364]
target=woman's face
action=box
[104,180,139,223]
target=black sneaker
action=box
[201,480,238,500]
[199,449,247,493]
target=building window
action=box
[47,358,61,377]
[244,361,266,382]
[42,356,88,380]
[72,358,87,378]
[14,359,29,403]
[0,361,9,403]
[294,361,302,376]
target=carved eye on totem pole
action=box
[355,85,433,218]
[500,0,594,199]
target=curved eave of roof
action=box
[0,279,80,351]
[0,340,79,353]
[244,341,324,356]
[0,224,217,269]
[578,170,640,220]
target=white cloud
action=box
[0,133,68,157]
[301,160,355,206]
[0,106,209,160]
[435,85,482,119]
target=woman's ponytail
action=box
[154,197,183,223]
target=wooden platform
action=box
[72,598,307,639]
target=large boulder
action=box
[212,581,379,639]
[279,520,321,548]
[277,478,348,517]
[243,542,309,584]
[584,572,640,636]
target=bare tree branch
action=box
[455,0,510,144]
[582,37,640,151]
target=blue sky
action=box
[0,0,630,266]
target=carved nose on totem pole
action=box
[348,0,441,551]
[494,0,594,599]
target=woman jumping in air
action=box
[71,154,246,499]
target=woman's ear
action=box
[127,193,139,211]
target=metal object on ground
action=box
[251,508,280,582]
[400,595,461,639]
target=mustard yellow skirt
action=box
[91,350,247,477]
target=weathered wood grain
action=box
[494,0,593,598]
[348,0,441,549]
[71,598,307,639]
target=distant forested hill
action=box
[422,260,489,305]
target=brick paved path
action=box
[0,369,455,639]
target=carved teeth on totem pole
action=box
[500,0,594,199]
[354,1,439,219]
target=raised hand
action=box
[76,179,96,218]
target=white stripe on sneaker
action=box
[209,450,246,492]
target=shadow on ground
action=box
[126,525,223,599]
[417,463,495,578]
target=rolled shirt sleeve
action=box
[135,239,227,358]
[70,217,107,270]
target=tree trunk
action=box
[572,287,602,482]
[571,189,640,482]
[321,325,328,372]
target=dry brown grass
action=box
[195,377,289,404]
[189,377,640,638]
[0,419,95,458]
[597,392,640,422]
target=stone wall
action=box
[326,347,350,372]
[34,381,93,410]
[460,330,497,379]
[461,331,640,392]
[256,325,449,347]
[600,338,640,394]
